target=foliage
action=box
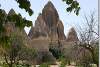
[0,9,32,47]
[41,53,53,64]
[15,0,33,16]
[0,0,80,49]
[75,11,99,67]
[0,8,33,67]
[15,0,80,15]
[0,0,80,16]
[18,45,36,62]
[60,58,67,67]
[93,43,99,66]
[7,13,32,28]
[62,0,80,15]
[0,31,36,67]
[49,43,63,59]
[39,63,50,67]
[0,62,31,67]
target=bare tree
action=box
[75,11,99,67]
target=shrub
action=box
[39,63,50,67]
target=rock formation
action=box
[28,1,67,64]
[28,13,48,39]
[42,1,59,29]
[4,9,31,48]
[57,20,66,40]
[28,1,66,41]
[3,1,80,65]
[66,27,79,42]
[5,9,16,36]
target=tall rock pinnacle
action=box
[42,1,59,29]
[28,1,66,40]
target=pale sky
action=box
[0,0,98,36]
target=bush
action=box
[39,63,50,67]
[60,58,67,67]
[49,44,63,59]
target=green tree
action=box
[0,32,36,67]
[0,9,32,48]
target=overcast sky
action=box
[0,0,98,36]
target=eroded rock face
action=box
[4,9,31,47]
[42,1,59,40]
[28,2,66,64]
[28,1,66,40]
[42,1,59,29]
[28,14,49,39]
[66,27,79,42]
[8,9,15,16]
[33,51,56,64]
[57,20,66,40]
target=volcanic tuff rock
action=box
[28,1,67,64]
[5,9,16,36]
[42,1,59,29]
[28,14,48,39]
[66,27,79,42]
[57,20,66,40]
[4,9,31,47]
[28,1,66,40]
[3,2,80,65]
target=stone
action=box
[8,9,15,16]
[66,27,79,42]
[42,1,59,29]
[57,20,66,40]
[28,1,66,41]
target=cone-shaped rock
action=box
[66,27,79,42]
[34,13,48,37]
[28,26,35,39]
[5,9,16,36]
[8,9,15,16]
[28,14,48,39]
[28,1,66,41]
[42,1,59,40]
[42,1,59,28]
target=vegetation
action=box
[0,0,98,67]
[39,63,50,67]
[49,43,63,59]
[72,11,99,67]
[0,31,36,67]
[0,7,34,67]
